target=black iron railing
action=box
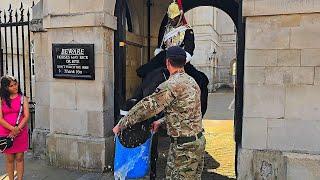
[0,2,35,149]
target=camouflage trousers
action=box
[165,135,206,180]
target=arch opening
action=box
[113,0,245,178]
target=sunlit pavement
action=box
[155,120,236,180]
[156,90,236,179]
[203,120,235,179]
[203,90,236,178]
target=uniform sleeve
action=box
[183,29,195,56]
[158,15,168,48]
[117,84,175,129]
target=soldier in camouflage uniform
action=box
[113,46,206,180]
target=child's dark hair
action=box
[0,75,22,108]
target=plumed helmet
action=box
[167,1,181,19]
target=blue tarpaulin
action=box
[114,134,152,179]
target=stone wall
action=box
[240,1,320,179]
[185,7,236,92]
[32,0,116,171]
[216,9,236,89]
[31,0,173,171]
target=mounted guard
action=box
[135,0,209,116]
[116,1,209,179]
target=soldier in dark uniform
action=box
[114,46,206,180]
[134,0,208,116]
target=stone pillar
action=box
[31,0,116,171]
[185,7,236,92]
[240,0,320,179]
[185,7,218,92]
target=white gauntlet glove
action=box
[154,48,164,56]
[186,52,192,63]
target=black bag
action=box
[0,96,24,152]
[0,137,14,152]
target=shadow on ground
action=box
[156,136,235,180]
[202,151,236,180]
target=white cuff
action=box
[120,110,128,116]
[158,117,166,124]
[154,48,163,56]
[186,52,192,63]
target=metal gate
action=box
[0,3,35,149]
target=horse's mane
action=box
[119,68,169,148]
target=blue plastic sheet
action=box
[114,134,152,179]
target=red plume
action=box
[176,0,187,25]
[177,0,183,9]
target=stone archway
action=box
[156,1,244,175]
[157,0,243,140]
[182,0,239,26]
[113,0,245,176]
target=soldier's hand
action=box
[112,124,122,135]
[151,120,161,133]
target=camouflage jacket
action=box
[117,70,203,137]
